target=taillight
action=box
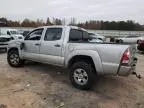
[121,49,130,64]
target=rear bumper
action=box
[118,57,137,76]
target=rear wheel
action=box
[69,61,96,90]
[7,50,24,67]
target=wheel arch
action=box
[7,47,23,59]
[65,50,103,75]
[7,47,18,54]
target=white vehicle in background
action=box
[116,35,144,44]
[88,33,106,41]
[0,30,13,51]
[88,36,104,43]
[0,28,24,40]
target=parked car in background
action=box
[88,36,104,43]
[88,33,106,41]
[116,35,144,44]
[22,30,31,37]
[0,28,24,40]
[7,26,137,90]
[0,34,13,51]
[137,40,144,51]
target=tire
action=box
[7,50,24,67]
[69,61,95,90]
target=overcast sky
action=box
[0,0,144,24]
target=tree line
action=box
[0,17,143,31]
[0,17,65,27]
[78,20,143,31]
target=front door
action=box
[22,28,44,61]
[39,28,64,66]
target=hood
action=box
[0,35,11,38]
[11,34,24,40]
[12,34,23,37]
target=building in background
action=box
[0,21,7,27]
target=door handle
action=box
[54,44,61,47]
[35,43,40,46]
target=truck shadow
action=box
[24,61,131,101]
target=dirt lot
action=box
[0,51,144,108]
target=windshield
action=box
[0,29,20,35]
[10,30,19,35]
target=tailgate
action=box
[128,44,137,64]
[118,44,137,76]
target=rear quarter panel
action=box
[96,44,129,75]
[65,43,130,75]
[65,43,103,74]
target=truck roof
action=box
[0,28,18,31]
[38,25,86,31]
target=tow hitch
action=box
[132,72,141,79]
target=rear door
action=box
[39,27,64,66]
[22,28,44,61]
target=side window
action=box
[83,31,89,41]
[44,28,62,41]
[69,29,83,42]
[25,29,43,40]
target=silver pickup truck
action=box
[7,26,138,90]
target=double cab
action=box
[7,26,137,90]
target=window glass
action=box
[83,31,89,41]
[44,28,62,41]
[10,31,19,35]
[69,29,83,42]
[25,29,43,40]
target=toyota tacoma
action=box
[7,26,138,90]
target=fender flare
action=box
[65,50,104,75]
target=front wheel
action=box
[69,61,95,90]
[7,50,24,67]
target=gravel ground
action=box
[0,50,144,108]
